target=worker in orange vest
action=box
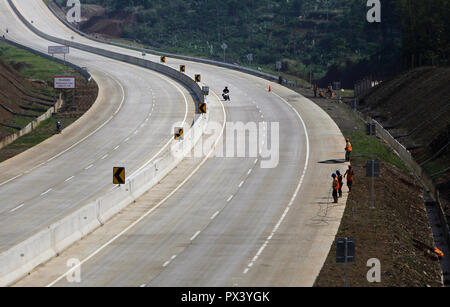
[345,138,352,162]
[332,173,339,203]
[336,170,344,197]
[434,247,444,259]
[344,165,354,192]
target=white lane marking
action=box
[47,90,226,287]
[0,174,22,187]
[210,211,220,220]
[162,261,170,267]
[85,164,94,170]
[130,77,189,178]
[41,189,52,196]
[9,204,25,213]
[247,169,252,176]
[101,154,108,160]
[239,181,244,188]
[65,176,75,182]
[140,284,146,287]
[0,71,126,188]
[254,159,258,165]
[124,138,130,142]
[243,90,310,274]
[190,231,201,241]
[113,145,120,151]
[227,195,234,202]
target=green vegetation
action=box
[344,129,406,171]
[0,41,69,83]
[75,0,449,87]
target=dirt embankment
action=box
[0,59,54,137]
[357,67,450,223]
[293,87,443,287]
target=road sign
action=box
[366,123,376,136]
[180,65,186,73]
[174,127,184,140]
[113,167,125,185]
[221,43,228,51]
[198,102,207,114]
[201,86,209,96]
[333,81,341,91]
[54,76,76,89]
[365,160,380,177]
[160,56,166,63]
[276,61,282,71]
[336,238,355,263]
[48,45,69,54]
[247,53,253,63]
[195,74,201,82]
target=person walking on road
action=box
[345,138,352,162]
[344,165,354,192]
[336,170,343,198]
[332,173,339,203]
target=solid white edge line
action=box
[46,90,226,287]
[243,90,310,274]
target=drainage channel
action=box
[424,192,450,286]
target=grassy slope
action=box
[0,41,98,163]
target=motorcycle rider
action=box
[222,86,230,101]
[56,121,62,134]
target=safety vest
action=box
[333,178,340,190]
[346,141,352,152]
[347,170,354,181]
[435,247,444,259]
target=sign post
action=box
[336,238,355,287]
[366,121,378,210]
[48,46,69,65]
[221,43,228,62]
[54,76,76,112]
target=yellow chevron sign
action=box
[195,74,201,82]
[113,167,125,185]
[160,56,166,63]
[174,127,184,140]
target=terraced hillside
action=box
[0,59,54,138]
[356,66,450,215]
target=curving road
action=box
[8,0,348,287]
[0,1,194,252]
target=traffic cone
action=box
[268,85,271,92]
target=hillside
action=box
[355,66,450,215]
[53,0,449,88]
[0,58,54,139]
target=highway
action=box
[5,0,348,287]
[0,2,193,251]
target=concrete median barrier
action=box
[0,0,212,286]
[0,112,209,286]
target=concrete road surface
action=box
[0,1,194,252]
[8,0,349,286]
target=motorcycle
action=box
[222,92,230,101]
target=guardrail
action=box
[0,0,214,286]
[354,109,450,250]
